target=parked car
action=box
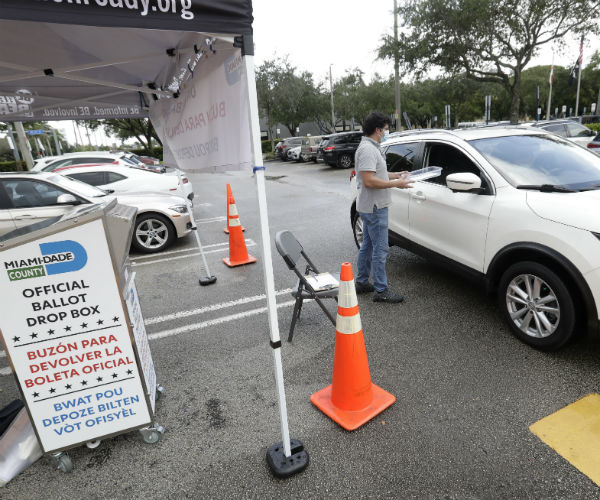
[32,155,60,170]
[316,136,330,163]
[276,137,302,161]
[274,140,283,158]
[34,151,137,172]
[322,131,362,168]
[137,155,161,166]
[300,135,324,162]
[0,171,191,253]
[522,120,596,148]
[287,145,302,161]
[52,164,194,203]
[350,127,600,351]
[588,133,600,155]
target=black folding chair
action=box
[275,230,339,342]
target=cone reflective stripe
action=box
[223,186,256,267]
[310,262,395,430]
[224,183,245,234]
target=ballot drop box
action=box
[0,200,158,455]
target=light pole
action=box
[329,64,335,131]
[393,0,401,130]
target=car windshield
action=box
[469,134,600,190]
[47,174,109,198]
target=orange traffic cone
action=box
[222,185,257,267]
[224,184,245,234]
[310,262,395,430]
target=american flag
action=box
[569,36,584,86]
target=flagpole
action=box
[575,36,584,117]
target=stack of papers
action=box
[305,272,339,291]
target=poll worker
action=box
[354,111,413,303]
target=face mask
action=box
[381,129,390,143]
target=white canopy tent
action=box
[0,0,306,476]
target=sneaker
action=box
[355,281,375,294]
[372,289,404,303]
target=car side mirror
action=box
[446,172,483,193]
[57,193,80,205]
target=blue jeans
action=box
[357,206,389,292]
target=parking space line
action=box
[132,241,230,261]
[131,239,256,266]
[194,216,226,224]
[148,299,298,340]
[145,288,294,325]
[0,297,308,376]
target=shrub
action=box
[261,140,273,153]
[0,161,22,172]
[587,123,600,133]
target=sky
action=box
[18,3,600,148]
[252,0,600,85]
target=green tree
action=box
[379,0,600,123]
[255,57,323,137]
[88,119,160,153]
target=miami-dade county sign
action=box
[0,219,152,453]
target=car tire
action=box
[300,153,309,162]
[497,261,576,351]
[132,213,175,254]
[351,211,363,249]
[338,154,353,169]
[312,157,318,163]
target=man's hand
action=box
[392,172,413,189]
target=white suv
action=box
[350,127,600,350]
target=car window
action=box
[2,179,74,208]
[67,171,107,186]
[469,134,600,190]
[319,138,329,148]
[566,123,592,138]
[424,142,486,187]
[334,135,348,144]
[542,124,567,136]
[349,134,362,144]
[0,183,11,209]
[42,158,72,171]
[105,172,127,184]
[385,142,420,173]
[121,157,138,166]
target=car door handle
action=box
[14,214,36,219]
[411,192,426,201]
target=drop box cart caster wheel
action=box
[139,424,165,444]
[51,451,73,473]
[86,440,101,449]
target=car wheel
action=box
[300,153,309,162]
[338,154,353,169]
[352,211,363,249]
[312,158,318,163]
[497,261,576,351]
[132,213,175,253]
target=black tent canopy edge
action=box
[0,0,252,34]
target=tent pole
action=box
[241,49,308,478]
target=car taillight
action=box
[112,160,119,164]
[350,170,356,181]
[182,177,189,183]
[588,143,600,148]
[309,147,313,152]
[324,146,335,151]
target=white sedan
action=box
[53,164,194,203]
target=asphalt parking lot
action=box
[2,159,600,499]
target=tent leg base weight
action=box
[199,276,217,286]
[266,439,308,478]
